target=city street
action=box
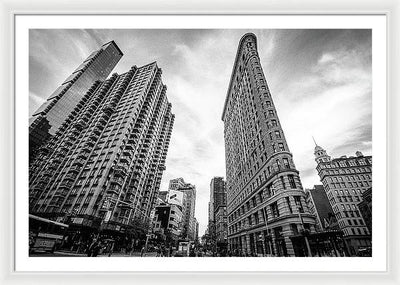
[30,251,159,257]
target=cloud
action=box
[318,53,335,64]
[29,91,46,114]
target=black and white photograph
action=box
[27,28,373,259]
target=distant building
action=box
[29,41,123,163]
[358,188,372,234]
[209,177,226,220]
[153,202,183,241]
[180,185,197,241]
[315,144,372,255]
[168,177,187,191]
[168,178,197,241]
[195,218,199,243]
[208,177,228,254]
[305,185,339,231]
[215,204,228,253]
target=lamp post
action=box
[262,191,274,257]
[297,206,312,257]
[258,233,265,256]
[101,196,151,253]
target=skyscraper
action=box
[29,41,123,162]
[314,144,372,255]
[209,177,226,222]
[179,184,197,241]
[305,185,339,231]
[29,61,175,245]
[208,177,227,253]
[222,33,316,257]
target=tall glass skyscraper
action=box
[29,61,174,244]
[29,41,123,162]
[222,33,316,257]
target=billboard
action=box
[167,190,184,207]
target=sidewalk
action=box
[54,250,159,257]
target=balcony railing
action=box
[110,177,124,186]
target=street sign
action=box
[167,190,183,206]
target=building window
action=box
[258,190,264,203]
[280,176,286,189]
[275,130,281,138]
[278,143,285,151]
[276,159,281,170]
[294,196,304,213]
[270,202,280,218]
[286,197,293,213]
[283,158,290,169]
[290,223,298,235]
[288,175,296,189]
[254,212,259,224]
[246,201,251,211]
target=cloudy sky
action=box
[29,29,372,236]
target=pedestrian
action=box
[92,240,102,257]
[108,241,115,257]
[140,246,145,257]
[126,244,132,256]
[87,239,96,257]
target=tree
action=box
[179,225,188,240]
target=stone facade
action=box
[222,33,316,256]
[315,145,372,255]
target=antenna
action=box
[312,136,317,146]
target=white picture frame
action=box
[1,0,399,284]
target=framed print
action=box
[1,0,400,284]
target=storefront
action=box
[290,230,348,257]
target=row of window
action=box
[228,196,305,235]
[342,227,369,236]
[230,188,303,224]
[231,159,296,211]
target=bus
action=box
[29,214,69,253]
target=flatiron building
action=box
[222,33,316,256]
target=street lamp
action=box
[262,190,274,257]
[297,206,312,257]
[101,196,152,254]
